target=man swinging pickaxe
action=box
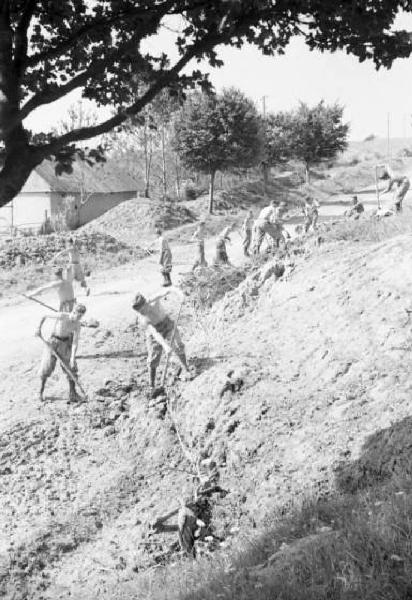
[35,304,89,403]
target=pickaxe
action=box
[36,324,88,401]
[23,294,99,328]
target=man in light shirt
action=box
[378,164,410,212]
[253,200,288,254]
[190,220,208,270]
[241,210,254,256]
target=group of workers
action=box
[26,161,410,404]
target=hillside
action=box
[2,210,412,598]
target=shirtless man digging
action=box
[53,237,90,295]
[132,288,190,396]
[36,303,87,403]
[27,267,75,311]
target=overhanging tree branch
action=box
[25,0,176,68]
[37,22,234,157]
[19,35,151,123]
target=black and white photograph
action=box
[1,2,412,598]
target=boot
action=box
[161,271,171,287]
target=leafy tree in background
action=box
[288,102,349,183]
[0,0,411,208]
[263,112,296,168]
[173,88,262,212]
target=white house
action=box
[0,159,142,233]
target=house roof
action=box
[34,159,139,194]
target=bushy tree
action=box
[290,102,349,182]
[0,1,411,208]
[173,88,262,212]
[265,102,349,182]
[264,112,296,167]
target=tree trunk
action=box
[0,145,41,209]
[143,124,152,198]
[174,154,181,201]
[161,124,167,198]
[208,170,216,214]
[305,163,310,184]
[0,9,43,209]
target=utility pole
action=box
[261,95,267,118]
[387,112,391,159]
[261,96,268,196]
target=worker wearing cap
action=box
[36,303,87,403]
[379,163,410,212]
[191,220,208,270]
[132,288,190,394]
[303,196,320,232]
[27,267,75,311]
[253,200,288,254]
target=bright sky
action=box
[26,12,412,142]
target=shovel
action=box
[151,299,184,400]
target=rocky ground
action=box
[1,174,412,598]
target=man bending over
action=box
[132,288,190,396]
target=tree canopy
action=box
[0,0,411,208]
[173,88,262,212]
[265,101,349,181]
[291,102,349,179]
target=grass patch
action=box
[321,209,412,244]
[114,479,412,600]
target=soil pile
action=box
[0,231,134,269]
[81,197,196,245]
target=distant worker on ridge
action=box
[241,209,254,257]
[213,224,234,265]
[252,200,289,254]
[190,220,208,270]
[345,195,364,219]
[378,163,410,212]
[156,226,173,287]
[303,195,320,232]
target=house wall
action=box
[0,192,52,233]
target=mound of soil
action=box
[81,197,196,245]
[0,231,133,269]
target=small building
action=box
[0,159,141,234]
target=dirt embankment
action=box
[3,224,412,598]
